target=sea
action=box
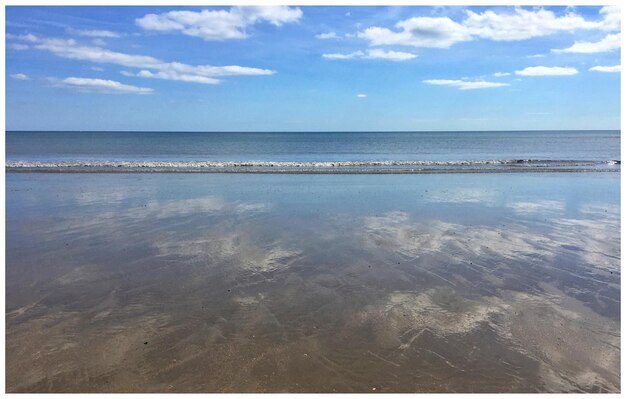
[6,130,621,173]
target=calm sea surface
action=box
[5,131,621,173]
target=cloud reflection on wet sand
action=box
[5,174,620,392]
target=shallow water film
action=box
[5,173,620,392]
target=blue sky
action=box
[5,6,621,131]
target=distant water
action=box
[6,131,620,173]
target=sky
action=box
[5,5,622,131]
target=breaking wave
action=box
[5,159,620,173]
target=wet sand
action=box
[5,173,620,392]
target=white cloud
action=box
[589,65,621,73]
[316,32,338,39]
[129,70,221,85]
[552,33,620,53]
[598,5,621,32]
[493,72,511,77]
[11,34,274,85]
[357,7,620,49]
[366,49,418,61]
[322,51,361,60]
[323,49,417,61]
[74,29,121,38]
[356,93,367,98]
[136,6,302,41]
[526,54,546,58]
[358,17,471,48]
[463,8,603,41]
[423,79,510,90]
[58,77,154,94]
[10,73,30,80]
[90,66,104,72]
[515,66,578,76]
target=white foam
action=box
[4,159,617,173]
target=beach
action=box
[6,171,620,392]
[5,4,622,393]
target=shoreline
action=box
[5,167,620,174]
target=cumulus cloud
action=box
[57,77,154,94]
[552,33,620,53]
[356,93,367,98]
[316,32,338,39]
[589,65,621,73]
[323,49,417,61]
[462,8,605,41]
[10,34,274,85]
[423,79,510,90]
[10,73,30,80]
[598,5,621,32]
[493,72,511,77]
[358,17,471,48]
[357,7,620,49]
[136,6,302,41]
[515,66,578,76]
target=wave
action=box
[5,159,620,173]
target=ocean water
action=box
[6,130,621,173]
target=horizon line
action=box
[6,129,621,133]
